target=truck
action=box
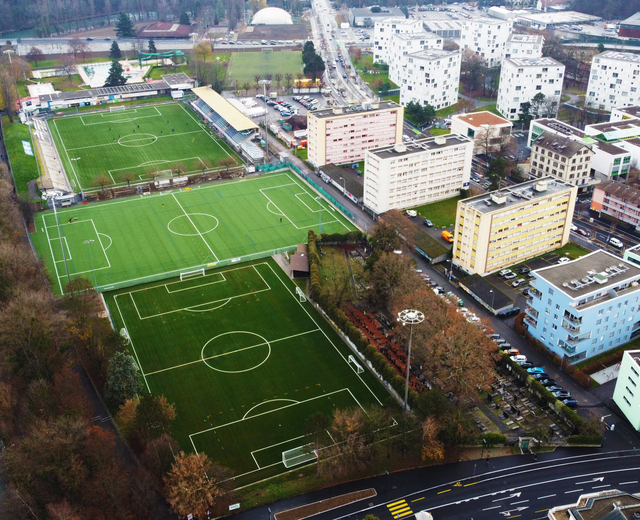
[441,230,454,243]
[605,24,617,32]
[340,22,350,29]
[269,92,278,99]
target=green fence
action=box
[306,177,354,220]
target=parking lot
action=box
[252,92,327,122]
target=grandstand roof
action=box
[192,87,258,131]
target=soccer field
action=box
[48,103,240,192]
[31,172,355,295]
[103,258,391,485]
[227,51,303,86]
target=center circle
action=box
[201,331,271,373]
[168,214,219,236]
[118,133,157,147]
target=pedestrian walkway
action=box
[591,363,621,385]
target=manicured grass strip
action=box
[227,51,303,86]
[3,116,40,197]
[412,196,461,228]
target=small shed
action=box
[290,244,310,278]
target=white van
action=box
[510,355,527,365]
[609,237,624,249]
[405,210,417,217]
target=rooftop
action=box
[614,106,640,118]
[137,22,193,38]
[585,119,640,141]
[504,56,564,68]
[463,16,510,25]
[565,491,640,520]
[534,131,590,158]
[533,118,585,139]
[407,48,460,61]
[590,140,628,156]
[460,176,575,215]
[350,7,404,17]
[533,250,640,300]
[192,86,258,131]
[516,11,600,24]
[161,72,193,87]
[376,17,423,27]
[595,180,640,204]
[597,50,640,64]
[309,101,401,120]
[453,111,512,128]
[367,134,472,160]
[621,12,640,27]
[422,20,463,30]
[393,32,440,41]
[507,33,544,44]
[37,80,173,103]
[622,350,640,370]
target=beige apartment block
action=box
[307,102,404,168]
[529,130,594,188]
[453,177,577,275]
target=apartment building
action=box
[497,57,565,121]
[363,134,473,215]
[613,349,640,430]
[387,32,443,63]
[592,181,640,230]
[452,177,577,275]
[460,17,513,68]
[611,105,640,121]
[527,118,585,148]
[390,49,461,110]
[450,111,513,155]
[306,101,404,168]
[373,18,424,63]
[504,33,544,60]
[525,250,640,362]
[586,51,640,113]
[529,131,594,190]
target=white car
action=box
[557,257,570,264]
[405,210,417,217]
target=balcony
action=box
[525,306,539,319]
[563,310,582,325]
[558,339,577,354]
[565,331,591,345]
[562,319,581,333]
[524,315,538,328]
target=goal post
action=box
[282,445,317,468]
[180,268,205,281]
[110,105,126,112]
[348,354,364,374]
[296,286,306,303]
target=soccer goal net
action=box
[282,445,317,469]
[110,105,126,112]
[348,354,364,374]
[157,169,174,179]
[296,286,307,303]
[180,268,205,281]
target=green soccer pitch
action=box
[227,51,303,86]
[103,258,391,485]
[47,103,240,192]
[30,172,355,295]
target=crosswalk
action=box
[387,499,413,518]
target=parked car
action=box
[532,372,549,381]
[520,362,534,369]
[609,237,624,249]
[499,269,513,277]
[488,334,501,340]
[527,367,545,374]
[557,257,570,265]
[511,279,526,288]
[577,228,589,237]
[510,355,527,364]
[405,210,417,217]
[523,288,532,297]
[504,272,517,280]
[518,266,531,274]
[553,390,572,399]
[497,307,520,318]
[505,348,521,356]
[540,379,557,387]
[546,385,564,393]
[562,398,578,408]
[499,343,512,351]
[423,218,433,227]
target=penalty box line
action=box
[144,328,321,378]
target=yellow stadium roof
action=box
[192,86,258,131]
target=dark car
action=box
[497,306,520,318]
[423,218,433,227]
[518,266,531,274]
[553,390,572,399]
[562,398,578,408]
[540,379,557,387]
[520,362,534,369]
[523,288,532,297]
[532,373,549,381]
[546,385,563,393]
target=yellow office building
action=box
[453,177,577,275]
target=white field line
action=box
[171,192,219,262]
[114,294,151,393]
[264,262,384,406]
[260,185,340,232]
[42,213,64,294]
[65,130,204,152]
[165,272,227,294]
[51,236,72,262]
[144,328,320,377]
[250,434,307,470]
[51,119,83,192]
[91,219,111,268]
[178,102,234,159]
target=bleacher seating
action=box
[190,98,253,148]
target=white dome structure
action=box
[251,7,293,25]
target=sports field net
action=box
[110,105,126,112]
[296,286,307,302]
[282,445,317,469]
[180,268,205,281]
[348,355,364,374]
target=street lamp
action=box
[397,309,425,452]
[490,289,496,312]
[339,175,346,196]
[83,239,97,288]
[260,79,271,162]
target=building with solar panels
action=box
[189,86,263,163]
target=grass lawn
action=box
[574,342,634,371]
[53,96,176,115]
[355,55,397,92]
[294,148,308,161]
[436,105,457,118]
[472,103,502,117]
[2,116,40,198]
[30,171,355,295]
[30,74,85,92]
[227,51,303,86]
[103,257,390,486]
[146,64,191,80]
[412,196,461,228]
[47,103,239,191]
[430,128,451,136]
[383,94,400,104]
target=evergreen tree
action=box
[115,12,135,37]
[214,0,225,24]
[104,351,141,405]
[109,40,122,59]
[148,38,157,53]
[179,10,191,25]
[104,59,127,87]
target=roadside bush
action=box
[482,432,506,447]
[514,312,526,335]
[579,351,625,375]
[567,433,603,445]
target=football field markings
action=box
[171,192,219,262]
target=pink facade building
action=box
[307,102,404,167]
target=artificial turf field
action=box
[47,102,240,191]
[226,51,303,86]
[31,172,354,295]
[103,257,391,485]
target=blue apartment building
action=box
[525,250,640,362]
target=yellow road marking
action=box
[395,512,414,519]
[507,516,521,519]
[388,500,406,507]
[390,506,410,514]
[411,497,424,503]
[438,489,451,494]
[464,482,477,487]
[535,510,549,513]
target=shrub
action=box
[514,312,526,335]
[482,432,506,447]
[567,433,603,445]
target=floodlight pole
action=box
[490,289,495,313]
[339,175,346,197]
[260,79,271,162]
[83,239,97,288]
[397,309,424,454]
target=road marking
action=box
[565,489,583,494]
[494,493,522,502]
[592,485,610,489]
[507,516,521,519]
[411,498,424,503]
[511,500,529,505]
[387,499,412,519]
[483,506,501,511]
[576,477,604,484]
[538,494,556,499]
[535,510,549,513]
[437,489,451,494]
[620,481,638,485]
[464,482,477,487]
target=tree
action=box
[382,209,417,250]
[460,48,485,92]
[141,433,180,483]
[275,73,283,90]
[284,72,293,92]
[455,97,475,114]
[421,416,445,462]
[109,40,122,59]
[26,46,44,66]
[164,452,230,518]
[104,351,141,406]
[115,12,135,37]
[217,156,236,172]
[0,71,17,122]
[193,40,212,62]
[530,92,546,119]
[369,253,421,308]
[487,157,506,190]
[304,54,325,82]
[305,412,332,474]
[179,10,191,25]
[104,59,127,87]
[319,408,372,478]
[405,101,436,127]
[253,73,262,92]
[148,38,157,53]
[517,101,534,129]
[371,221,403,253]
[598,42,605,53]
[400,5,409,18]
[242,82,251,95]
[214,0,226,24]
[302,41,316,64]
[61,53,76,86]
[132,392,175,445]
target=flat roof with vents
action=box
[454,111,512,128]
[460,176,575,214]
[533,250,640,300]
[367,133,472,159]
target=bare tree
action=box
[92,173,112,190]
[242,82,251,95]
[274,73,283,91]
[284,73,293,93]
[26,46,45,67]
[217,156,236,172]
[0,70,17,122]
[61,54,76,86]
[455,97,475,114]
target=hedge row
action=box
[566,434,603,445]
[579,350,625,375]
[316,230,367,244]
[308,230,418,407]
